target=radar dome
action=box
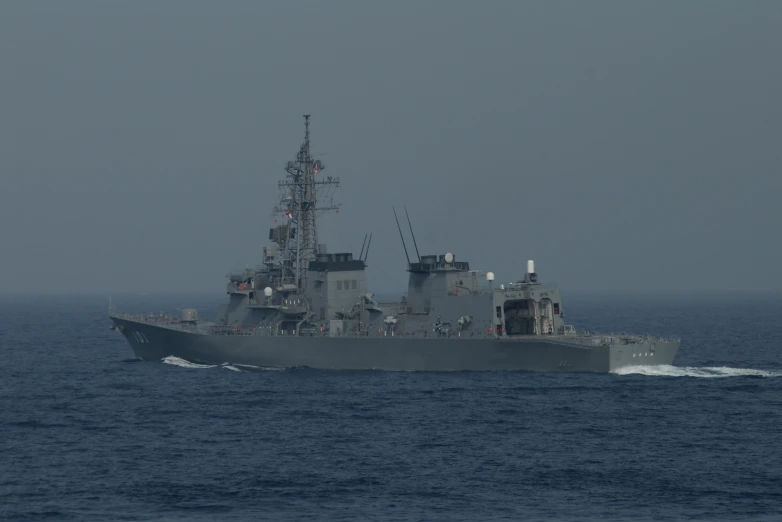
[486,272,495,281]
[444,252,454,264]
[527,260,535,274]
[263,287,273,297]
[181,309,198,323]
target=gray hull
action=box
[112,317,679,373]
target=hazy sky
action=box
[2,1,781,295]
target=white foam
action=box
[613,365,782,378]
[160,356,286,372]
[233,363,287,372]
[161,356,216,369]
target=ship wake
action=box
[613,365,782,378]
[162,356,215,369]
[161,356,284,372]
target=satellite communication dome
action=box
[181,308,199,323]
[444,252,454,264]
[263,287,273,297]
[486,272,495,281]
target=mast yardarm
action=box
[273,116,340,292]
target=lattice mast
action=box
[274,115,340,292]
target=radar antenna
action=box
[404,206,421,263]
[363,233,373,263]
[359,233,368,260]
[393,206,411,266]
[273,115,340,292]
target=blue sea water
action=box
[1,293,781,521]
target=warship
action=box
[109,116,680,372]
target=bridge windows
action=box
[335,279,357,292]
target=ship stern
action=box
[609,339,680,372]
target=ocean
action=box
[1,293,781,521]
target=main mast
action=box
[274,115,340,293]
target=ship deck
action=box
[110,313,677,347]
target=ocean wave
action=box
[612,365,782,378]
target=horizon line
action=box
[2,288,781,297]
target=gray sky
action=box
[2,0,781,294]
